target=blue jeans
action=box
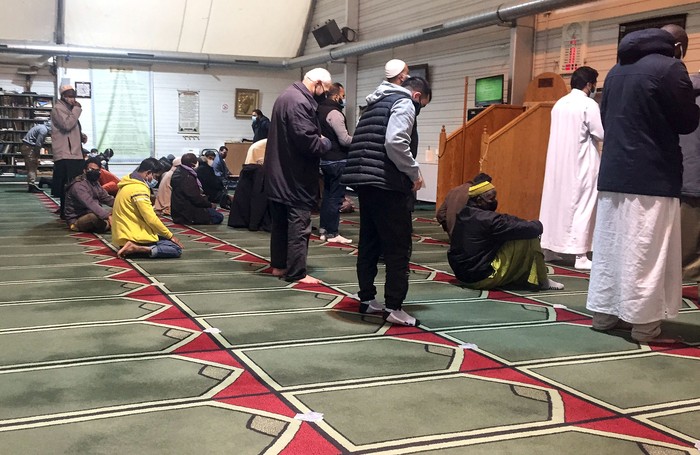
[208,208,224,225]
[150,239,183,258]
[320,160,346,236]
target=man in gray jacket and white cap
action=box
[342,75,431,327]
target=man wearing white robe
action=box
[539,66,603,270]
[586,25,699,342]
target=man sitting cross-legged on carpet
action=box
[447,173,564,291]
[112,157,184,259]
[64,156,114,233]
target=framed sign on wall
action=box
[75,81,92,98]
[235,89,259,119]
[178,90,199,134]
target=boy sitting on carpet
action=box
[111,157,184,259]
[447,173,564,291]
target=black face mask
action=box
[484,200,498,211]
[86,169,101,182]
[413,100,422,116]
[314,92,328,104]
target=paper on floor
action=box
[295,412,324,422]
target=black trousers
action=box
[269,200,312,282]
[53,159,85,216]
[356,187,413,310]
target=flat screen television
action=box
[474,75,504,107]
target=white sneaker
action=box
[359,299,386,314]
[318,228,327,242]
[327,235,352,244]
[575,255,592,270]
[319,234,327,241]
[384,308,419,326]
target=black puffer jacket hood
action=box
[618,28,675,64]
[597,27,700,198]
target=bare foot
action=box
[117,241,151,258]
[297,275,321,285]
[271,267,287,277]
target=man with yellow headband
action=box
[437,178,473,239]
[447,173,564,291]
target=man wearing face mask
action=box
[63,157,114,233]
[263,68,333,284]
[539,66,603,270]
[586,24,699,343]
[341,77,431,326]
[251,109,270,142]
[317,82,353,244]
[112,157,183,259]
[447,174,565,292]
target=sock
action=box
[544,278,564,290]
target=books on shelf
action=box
[0,93,54,174]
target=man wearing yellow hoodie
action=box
[112,157,184,258]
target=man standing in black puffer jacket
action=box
[342,76,431,327]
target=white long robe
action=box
[539,89,603,254]
[586,192,682,324]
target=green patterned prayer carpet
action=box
[0,182,699,454]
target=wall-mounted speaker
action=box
[312,19,344,48]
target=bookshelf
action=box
[0,93,54,176]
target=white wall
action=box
[150,64,297,158]
[59,61,298,168]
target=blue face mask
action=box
[252,116,257,123]
[147,177,158,189]
[339,99,346,108]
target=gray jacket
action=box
[679,73,700,197]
